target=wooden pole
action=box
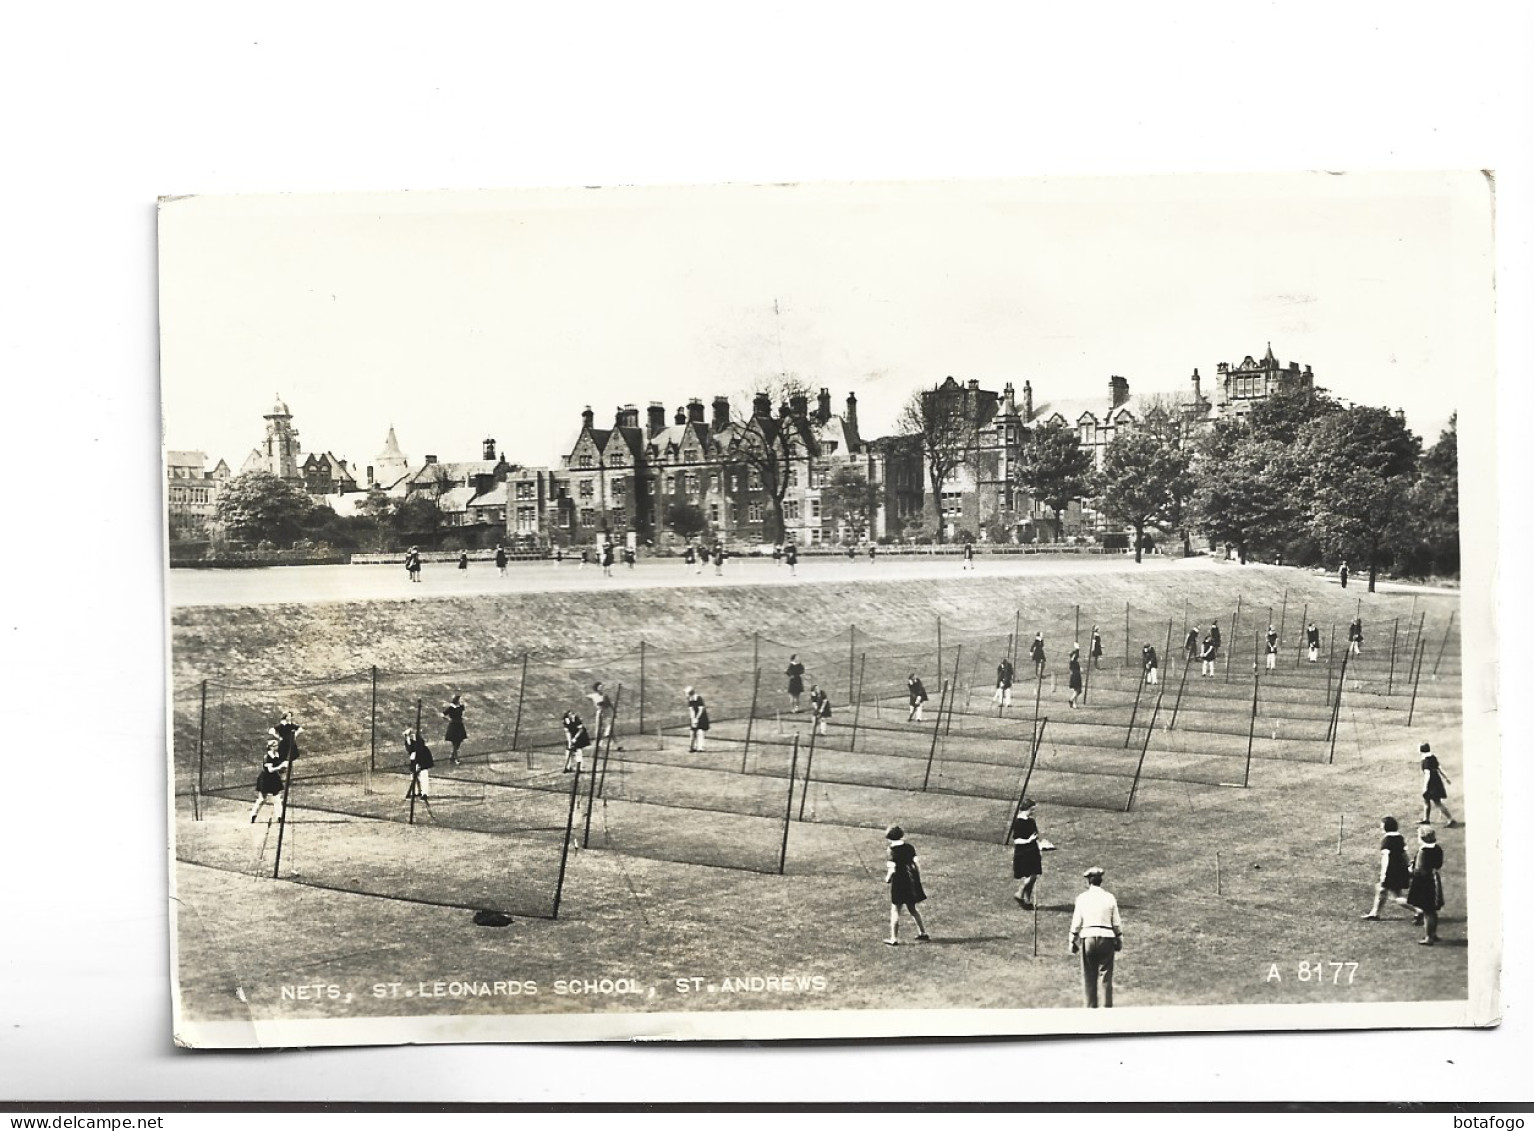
[1124,601,1130,666]
[798,725,818,821]
[1225,604,1238,682]
[1326,625,1336,703]
[194,679,207,821]
[945,645,964,736]
[272,746,297,878]
[1387,618,1401,695]
[850,654,866,753]
[1075,604,1080,647]
[1407,637,1427,726]
[1432,611,1457,676]
[1123,665,1146,748]
[849,625,857,706]
[1337,814,1344,855]
[1032,663,1044,750]
[511,651,529,759]
[1168,647,1191,731]
[638,639,646,736]
[1328,650,1351,764]
[741,668,761,775]
[1296,603,1308,664]
[550,763,582,920]
[1011,717,1048,827]
[1012,610,1021,667]
[415,697,422,741]
[1163,617,1174,682]
[1244,631,1261,788]
[937,616,943,685]
[753,631,760,679]
[368,666,378,773]
[778,735,800,874]
[1125,681,1166,812]
[1278,587,1289,655]
[922,679,950,791]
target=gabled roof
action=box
[1032,396,1106,426]
[467,482,509,508]
[437,485,478,514]
[166,450,207,469]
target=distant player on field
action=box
[1142,643,1158,686]
[993,656,1014,708]
[561,711,591,773]
[907,673,929,722]
[1349,617,1364,656]
[810,684,832,736]
[249,739,288,824]
[586,682,615,744]
[269,711,303,762]
[1266,625,1279,670]
[686,687,710,752]
[1306,621,1321,663]
[403,728,433,802]
[785,654,806,713]
[441,693,468,765]
[1029,633,1046,678]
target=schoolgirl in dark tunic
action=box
[883,825,929,945]
[1010,799,1044,908]
[1348,617,1363,656]
[907,673,928,722]
[457,549,469,573]
[686,687,710,752]
[406,547,422,582]
[810,684,832,736]
[442,693,468,765]
[601,542,615,576]
[1306,622,1321,662]
[1142,643,1159,686]
[1067,654,1083,708]
[270,712,302,761]
[683,545,696,570]
[785,655,806,712]
[562,711,591,773]
[1092,627,1105,669]
[1406,825,1445,945]
[1185,626,1200,663]
[250,739,288,823]
[1200,634,1217,677]
[962,543,975,571]
[1029,633,1046,678]
[1361,815,1412,919]
[494,545,508,576]
[785,543,797,574]
[404,728,433,801]
[1419,742,1456,825]
[1266,625,1279,670]
[1208,622,1221,657]
[712,544,725,575]
[993,656,1014,708]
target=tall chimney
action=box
[1109,375,1130,409]
[647,402,667,438]
[789,392,809,418]
[816,387,832,424]
[425,454,438,465]
[581,406,594,429]
[675,406,688,425]
[712,395,731,431]
[616,404,639,430]
[1023,380,1034,420]
[687,398,705,424]
[482,438,496,460]
[1191,368,1202,403]
[845,391,859,435]
[753,392,773,419]
[366,465,374,486]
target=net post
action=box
[512,651,529,763]
[1126,680,1167,811]
[1123,666,1146,748]
[1296,603,1308,664]
[1244,630,1260,787]
[639,639,646,735]
[551,763,582,920]
[1387,618,1401,695]
[778,735,799,875]
[797,725,819,821]
[849,654,866,753]
[1075,603,1080,646]
[407,766,419,826]
[1407,637,1426,726]
[1168,648,1191,731]
[922,679,949,791]
[1016,716,1047,814]
[368,665,378,774]
[752,631,759,679]
[1328,649,1351,763]
[1432,611,1456,676]
[936,616,943,683]
[944,645,964,736]
[741,668,761,775]
[1012,609,1021,666]
[1326,625,1336,703]
[272,748,296,879]
[1163,617,1173,681]
[1278,587,1289,654]
[1124,601,1130,666]
[595,684,621,804]
[414,697,422,740]
[1225,603,1238,682]
[848,625,856,706]
[194,679,208,822]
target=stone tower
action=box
[373,424,410,487]
[261,395,302,480]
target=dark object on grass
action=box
[473,910,512,928]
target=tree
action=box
[897,383,979,543]
[1297,406,1420,592]
[664,501,709,541]
[1013,420,1094,541]
[728,377,817,544]
[1190,422,1296,563]
[1397,415,1458,578]
[819,465,878,543]
[394,493,445,542]
[1096,428,1192,563]
[213,471,313,546]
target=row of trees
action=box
[209,471,450,551]
[904,379,1457,590]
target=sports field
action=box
[168,554,1468,1039]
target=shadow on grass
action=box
[922,935,1012,945]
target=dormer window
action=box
[579,454,593,469]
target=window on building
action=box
[787,466,799,488]
[809,498,821,519]
[783,499,800,521]
[709,503,721,523]
[685,472,700,494]
[748,501,764,523]
[578,480,594,499]
[941,489,964,517]
[611,479,625,499]
[516,506,537,532]
[579,508,595,527]
[748,468,762,489]
[809,527,822,544]
[609,450,625,466]
[579,454,593,469]
[516,481,535,500]
[1080,423,1093,444]
[664,474,675,493]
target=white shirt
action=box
[1069,885,1123,941]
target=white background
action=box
[1,0,1530,1105]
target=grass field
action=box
[168,555,1469,1039]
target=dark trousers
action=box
[1081,937,1116,1007]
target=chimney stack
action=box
[712,395,731,431]
[752,392,773,419]
[687,398,705,424]
[581,406,595,429]
[815,387,832,424]
[789,392,809,418]
[366,465,374,486]
[1191,368,1202,403]
[647,402,666,438]
[1109,375,1130,409]
[1023,380,1034,420]
[845,391,859,435]
[425,454,438,465]
[482,438,497,460]
[675,406,688,426]
[616,404,639,430]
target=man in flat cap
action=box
[1069,866,1124,1008]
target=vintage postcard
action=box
[159,173,1498,1047]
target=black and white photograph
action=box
[159,172,1496,1047]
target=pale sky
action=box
[159,172,1491,473]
